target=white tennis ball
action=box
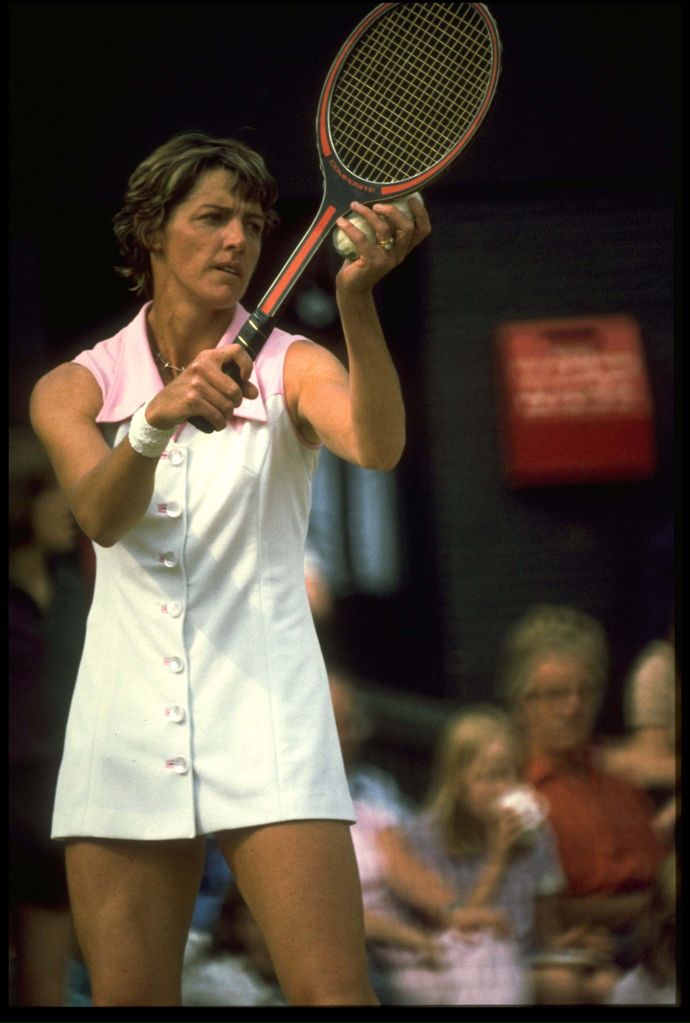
[332,191,424,260]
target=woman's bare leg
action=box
[65,837,206,1006]
[216,820,378,1006]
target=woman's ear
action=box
[142,224,163,254]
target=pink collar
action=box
[92,302,268,426]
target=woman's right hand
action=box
[147,345,258,432]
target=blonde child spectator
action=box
[394,706,618,1003]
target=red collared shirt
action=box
[525,747,667,897]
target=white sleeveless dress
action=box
[51,303,354,839]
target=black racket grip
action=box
[188,312,273,433]
[188,361,241,434]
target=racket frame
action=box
[190,1,501,431]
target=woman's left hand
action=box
[333,196,431,294]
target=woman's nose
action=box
[561,689,586,714]
[222,218,246,250]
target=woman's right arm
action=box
[30,345,258,546]
[30,363,164,547]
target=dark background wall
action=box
[415,185,674,715]
[10,3,678,767]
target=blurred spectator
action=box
[329,670,413,819]
[191,837,233,934]
[330,676,606,1003]
[9,429,86,1005]
[499,604,669,982]
[349,791,528,1006]
[601,631,678,842]
[606,853,678,1005]
[395,705,618,1004]
[329,670,426,1000]
[182,881,286,1006]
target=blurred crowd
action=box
[9,428,678,1007]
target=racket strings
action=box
[339,4,493,171]
[329,2,497,182]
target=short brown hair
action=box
[113,131,280,298]
[498,604,609,712]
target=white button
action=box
[166,756,189,774]
[169,449,185,466]
[167,601,182,618]
[164,656,184,673]
[157,502,181,518]
[165,705,186,723]
[160,552,177,568]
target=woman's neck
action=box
[146,299,237,369]
[537,743,591,774]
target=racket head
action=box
[317,2,502,199]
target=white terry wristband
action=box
[128,400,175,458]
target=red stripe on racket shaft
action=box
[187,192,348,434]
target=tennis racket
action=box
[190,1,502,432]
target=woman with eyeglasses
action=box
[499,605,671,998]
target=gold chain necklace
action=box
[155,350,187,375]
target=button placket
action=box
[155,445,192,780]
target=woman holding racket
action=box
[29,130,429,1006]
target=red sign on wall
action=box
[495,314,656,486]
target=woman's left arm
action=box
[285,197,430,470]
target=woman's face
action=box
[459,737,519,824]
[149,167,266,311]
[520,653,599,756]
